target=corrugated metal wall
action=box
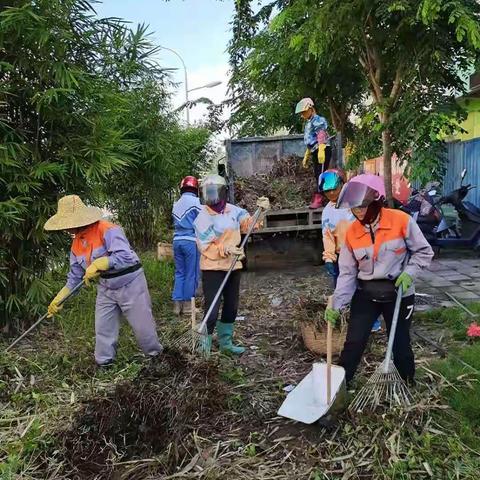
[445,138,480,206]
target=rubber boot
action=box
[197,334,212,355]
[173,301,182,316]
[309,192,323,209]
[217,321,245,355]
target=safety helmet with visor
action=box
[318,169,346,194]
[295,97,315,114]
[337,174,386,225]
[200,174,228,206]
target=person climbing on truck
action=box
[45,195,163,368]
[171,176,201,316]
[319,169,382,333]
[295,97,331,210]
[324,174,434,385]
[194,174,270,355]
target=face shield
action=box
[336,182,380,209]
[200,175,228,206]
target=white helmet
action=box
[201,174,227,206]
[295,97,314,114]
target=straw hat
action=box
[44,195,103,231]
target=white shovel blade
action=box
[278,363,346,424]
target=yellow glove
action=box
[302,148,312,168]
[256,196,270,211]
[83,256,110,287]
[47,286,71,318]
[318,144,326,164]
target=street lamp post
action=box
[159,46,222,125]
[159,45,190,123]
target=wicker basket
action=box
[157,242,173,261]
[300,320,347,356]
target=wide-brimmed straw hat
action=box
[44,195,103,231]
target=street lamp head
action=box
[205,81,222,88]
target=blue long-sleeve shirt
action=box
[304,114,329,151]
[172,192,201,242]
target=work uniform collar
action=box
[352,208,389,239]
[206,204,231,215]
[75,221,98,239]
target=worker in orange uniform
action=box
[320,169,382,333]
[324,174,433,384]
[45,195,162,367]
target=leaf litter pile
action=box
[57,349,258,479]
[234,155,314,211]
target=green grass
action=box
[0,254,175,479]
[1,262,480,479]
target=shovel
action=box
[278,297,347,424]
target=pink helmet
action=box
[337,174,386,209]
[350,174,386,197]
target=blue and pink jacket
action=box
[66,220,141,291]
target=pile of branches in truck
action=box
[234,155,313,211]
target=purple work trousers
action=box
[94,271,162,365]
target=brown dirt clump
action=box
[60,349,231,478]
[234,155,314,211]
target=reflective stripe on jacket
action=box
[172,192,201,242]
[332,208,434,310]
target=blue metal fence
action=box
[445,138,480,207]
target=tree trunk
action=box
[382,128,394,206]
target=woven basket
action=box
[157,242,173,261]
[300,320,347,356]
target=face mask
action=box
[355,200,383,225]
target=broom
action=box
[349,284,413,412]
[171,208,262,356]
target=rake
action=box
[171,208,262,356]
[6,280,84,352]
[349,284,414,412]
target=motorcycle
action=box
[435,169,480,249]
[402,169,480,250]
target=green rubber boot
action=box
[217,321,245,355]
[197,334,212,355]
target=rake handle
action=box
[383,284,403,372]
[196,208,263,334]
[6,280,84,352]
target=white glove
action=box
[225,245,245,260]
[256,196,270,211]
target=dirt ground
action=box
[19,253,478,479]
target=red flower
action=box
[467,322,480,338]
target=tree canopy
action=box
[228,0,480,200]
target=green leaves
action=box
[0,0,209,329]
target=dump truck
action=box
[223,134,343,268]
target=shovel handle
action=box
[326,295,333,404]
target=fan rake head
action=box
[169,322,211,357]
[349,360,414,413]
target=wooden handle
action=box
[326,295,333,405]
[191,297,196,352]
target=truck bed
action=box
[256,207,323,234]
